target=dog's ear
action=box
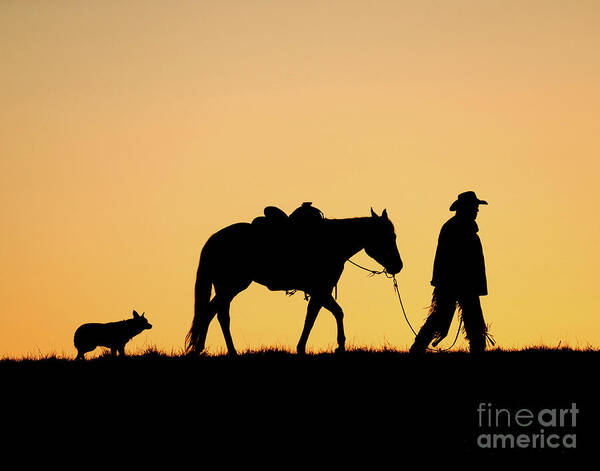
[371,207,378,218]
[133,310,140,318]
[141,312,146,318]
[382,209,388,219]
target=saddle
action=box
[252,202,324,227]
[251,203,325,297]
[251,202,325,260]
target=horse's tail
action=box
[185,245,213,355]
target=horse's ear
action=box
[382,209,388,219]
[133,310,139,318]
[371,207,378,218]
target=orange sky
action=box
[1,1,599,357]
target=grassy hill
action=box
[1,347,594,461]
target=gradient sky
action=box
[1,1,599,357]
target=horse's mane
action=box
[322,216,395,232]
[322,216,373,224]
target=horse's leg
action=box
[217,299,237,356]
[190,297,219,355]
[322,295,346,353]
[297,297,323,355]
[215,281,251,356]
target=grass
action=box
[1,343,597,368]
[2,345,595,459]
[2,342,596,360]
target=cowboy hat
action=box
[449,191,488,211]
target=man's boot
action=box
[469,334,486,355]
[409,329,434,356]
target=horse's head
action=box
[364,208,403,275]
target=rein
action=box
[347,259,462,352]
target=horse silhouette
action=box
[186,206,403,355]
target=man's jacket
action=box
[431,215,488,296]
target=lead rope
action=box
[347,259,462,352]
[390,273,462,352]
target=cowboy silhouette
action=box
[410,191,491,354]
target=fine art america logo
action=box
[476,403,578,450]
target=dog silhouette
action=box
[74,310,152,360]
